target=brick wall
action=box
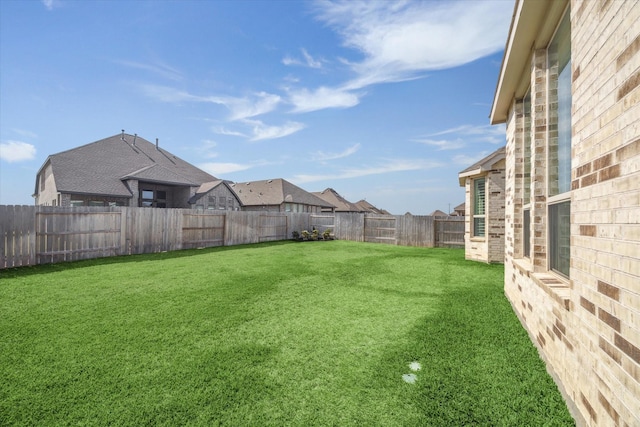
[503,1,640,425]
[462,164,506,264]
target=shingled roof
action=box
[458,146,506,186]
[312,188,362,212]
[37,133,216,197]
[230,179,335,209]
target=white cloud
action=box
[291,158,441,183]
[140,85,281,120]
[289,86,360,113]
[140,84,200,103]
[198,162,254,175]
[196,139,219,159]
[42,0,60,11]
[452,151,492,166]
[428,123,506,144]
[12,128,38,139]
[116,59,183,81]
[283,0,512,114]
[226,92,282,121]
[243,119,306,141]
[312,143,361,161]
[314,0,512,89]
[283,48,323,69]
[413,138,465,150]
[212,127,247,137]
[0,141,37,162]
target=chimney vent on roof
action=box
[156,138,159,150]
[121,129,125,140]
[133,134,137,146]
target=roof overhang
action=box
[490,0,569,124]
[458,149,506,186]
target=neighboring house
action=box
[312,188,364,213]
[451,202,465,217]
[188,180,243,211]
[458,146,506,263]
[428,209,449,217]
[34,132,217,208]
[354,200,390,215]
[490,0,639,425]
[230,179,335,213]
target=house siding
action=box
[463,161,506,264]
[193,185,240,211]
[36,162,58,206]
[502,1,640,425]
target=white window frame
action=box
[546,6,571,278]
[472,177,486,238]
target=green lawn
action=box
[0,241,574,426]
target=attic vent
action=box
[246,182,250,185]
[267,179,273,183]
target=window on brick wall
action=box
[473,177,486,237]
[547,8,571,277]
[523,89,532,258]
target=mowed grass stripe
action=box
[0,241,574,426]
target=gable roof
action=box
[188,180,242,205]
[458,146,506,186]
[355,199,390,215]
[429,209,449,217]
[312,188,362,212]
[230,178,335,208]
[37,133,216,197]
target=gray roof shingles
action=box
[45,133,216,197]
[231,179,334,208]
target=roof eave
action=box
[489,0,569,125]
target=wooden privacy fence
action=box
[0,206,464,269]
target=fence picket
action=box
[0,206,464,269]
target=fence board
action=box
[0,206,466,269]
[0,205,36,268]
[182,212,225,249]
[259,214,288,242]
[364,216,397,244]
[434,218,465,248]
[35,207,122,264]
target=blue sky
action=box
[0,0,513,214]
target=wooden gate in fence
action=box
[258,215,288,242]
[364,216,397,244]
[182,212,225,249]
[434,218,465,248]
[35,208,122,264]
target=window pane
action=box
[549,201,570,277]
[156,191,167,200]
[548,11,572,197]
[523,91,531,202]
[523,209,531,258]
[142,190,154,199]
[474,178,485,215]
[474,217,485,237]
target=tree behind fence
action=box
[0,206,464,269]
